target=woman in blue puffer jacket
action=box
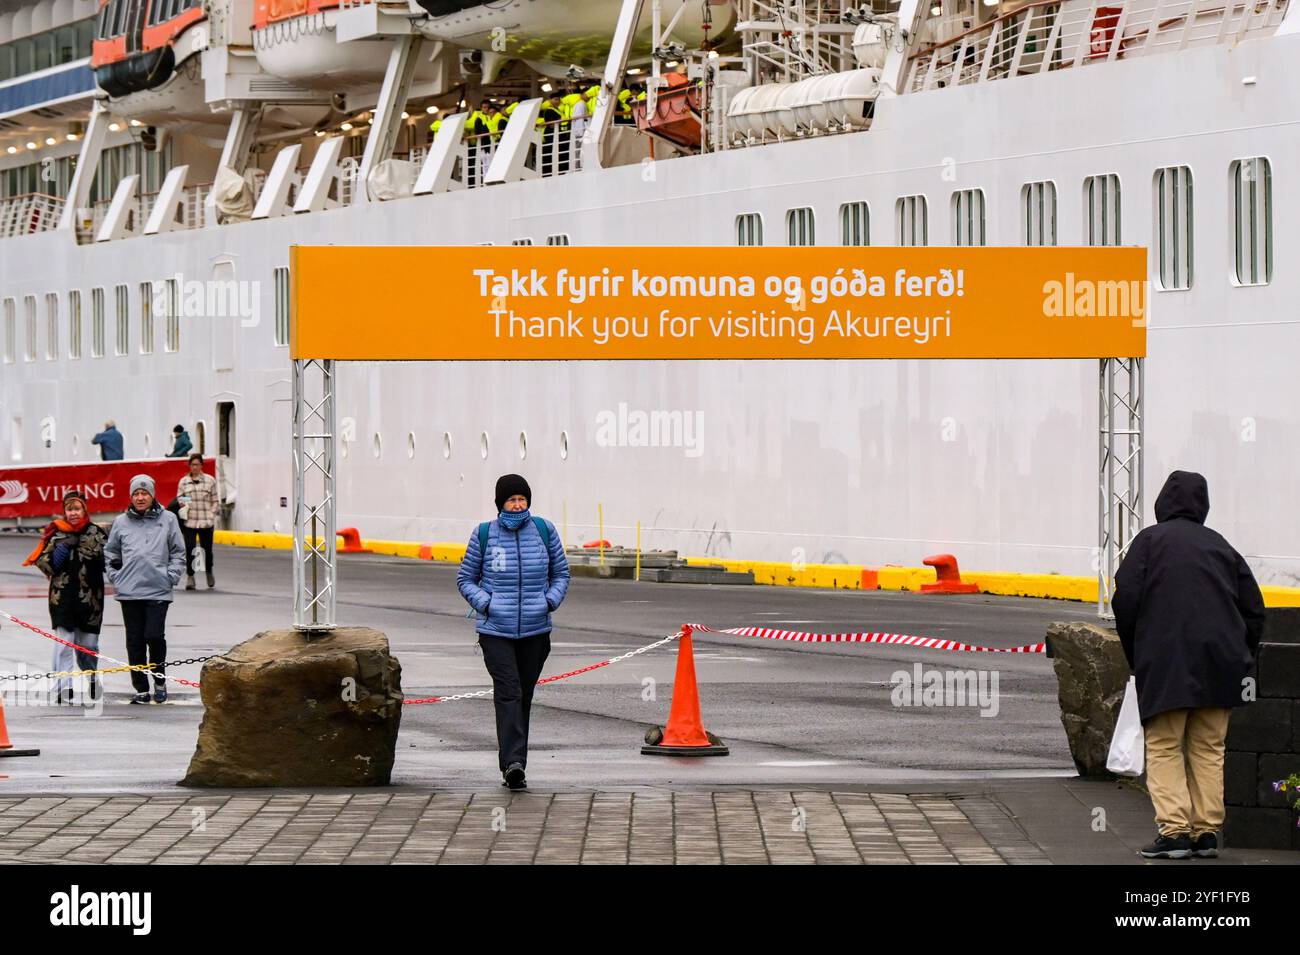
[457,473,570,790]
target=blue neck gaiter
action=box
[499,508,531,531]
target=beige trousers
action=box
[1143,707,1232,837]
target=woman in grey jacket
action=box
[105,474,186,704]
[457,474,570,790]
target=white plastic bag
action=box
[1106,676,1145,776]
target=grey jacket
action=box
[105,502,186,601]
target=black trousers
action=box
[478,632,551,773]
[120,599,169,693]
[182,525,214,577]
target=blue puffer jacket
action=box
[457,513,570,638]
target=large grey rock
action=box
[181,627,403,787]
[1047,621,1131,778]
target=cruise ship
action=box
[1,0,1297,588]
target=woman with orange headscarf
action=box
[25,491,108,705]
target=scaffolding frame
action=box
[1098,356,1145,617]
[292,354,1145,629]
[292,358,338,631]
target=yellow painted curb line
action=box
[213,530,1300,607]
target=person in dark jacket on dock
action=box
[1113,470,1266,860]
[457,474,570,790]
[166,425,193,458]
[91,420,124,461]
[25,491,108,705]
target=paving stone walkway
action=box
[0,790,1051,865]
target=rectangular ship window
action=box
[45,293,58,360]
[1084,173,1121,246]
[114,284,129,356]
[786,207,816,246]
[91,288,105,358]
[1153,165,1193,291]
[545,234,571,246]
[735,213,763,246]
[895,195,928,246]
[274,268,290,347]
[2,299,14,363]
[24,295,37,362]
[1231,157,1272,287]
[139,282,154,355]
[952,189,986,246]
[512,238,534,246]
[1021,181,1057,246]
[68,290,82,360]
[163,278,180,352]
[840,201,869,246]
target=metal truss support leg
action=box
[1098,357,1144,617]
[293,358,338,631]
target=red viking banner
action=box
[0,458,217,520]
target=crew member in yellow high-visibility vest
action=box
[486,105,507,142]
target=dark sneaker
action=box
[1192,832,1219,858]
[129,692,152,705]
[153,686,168,704]
[184,575,196,591]
[1139,833,1193,859]
[60,688,75,706]
[504,763,527,791]
[206,570,215,589]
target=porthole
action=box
[480,431,490,459]
[518,431,527,459]
[559,430,569,460]
[143,433,151,455]
[72,434,79,456]
[373,432,382,458]
[442,431,452,459]
[407,431,416,459]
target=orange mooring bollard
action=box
[0,695,40,758]
[920,553,981,594]
[641,626,729,756]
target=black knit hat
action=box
[495,473,531,512]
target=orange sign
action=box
[290,246,1147,361]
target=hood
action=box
[127,501,163,520]
[1154,470,1209,524]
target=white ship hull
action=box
[3,32,1298,585]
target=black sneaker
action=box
[1192,832,1219,858]
[1139,833,1193,859]
[504,763,527,791]
[153,686,168,704]
[129,692,152,705]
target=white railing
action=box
[0,193,66,239]
[904,0,1290,92]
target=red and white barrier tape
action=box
[0,608,203,688]
[404,631,682,705]
[683,623,1046,654]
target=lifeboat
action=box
[92,0,213,127]
[411,0,737,78]
[633,72,701,150]
[252,1,451,90]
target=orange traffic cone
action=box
[641,627,728,757]
[0,695,40,758]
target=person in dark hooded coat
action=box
[1113,470,1265,860]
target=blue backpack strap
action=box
[533,516,553,576]
[476,522,490,584]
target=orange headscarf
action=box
[22,513,89,567]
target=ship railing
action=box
[904,0,1290,92]
[0,193,65,239]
